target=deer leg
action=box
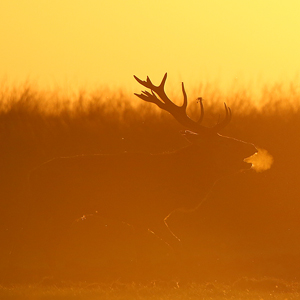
[148,219,182,258]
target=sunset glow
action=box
[1,1,300,93]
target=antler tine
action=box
[157,73,167,90]
[212,103,232,131]
[181,82,188,111]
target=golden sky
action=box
[1,0,300,93]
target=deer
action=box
[26,73,257,265]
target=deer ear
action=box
[180,130,200,143]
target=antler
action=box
[134,73,231,136]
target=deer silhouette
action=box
[27,73,257,262]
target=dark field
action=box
[0,81,300,292]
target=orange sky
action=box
[0,0,300,94]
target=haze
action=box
[1,0,300,94]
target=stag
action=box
[27,73,257,260]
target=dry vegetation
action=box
[1,279,300,300]
[1,80,300,297]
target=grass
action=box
[1,279,300,300]
[1,79,300,289]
